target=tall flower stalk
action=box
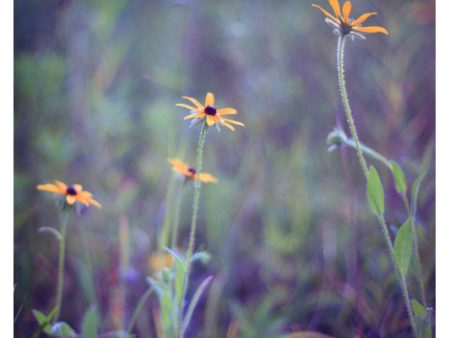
[336,28,417,338]
[177,122,208,336]
[54,211,69,323]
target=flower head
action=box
[148,252,175,272]
[176,92,244,131]
[37,180,102,208]
[167,158,218,184]
[312,0,388,38]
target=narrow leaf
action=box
[411,299,427,318]
[32,309,52,334]
[81,305,98,338]
[181,276,213,336]
[367,165,385,215]
[164,248,186,307]
[50,321,77,337]
[390,161,407,194]
[38,227,62,241]
[393,219,413,276]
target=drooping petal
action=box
[342,1,352,24]
[221,117,245,126]
[351,12,377,26]
[66,195,76,205]
[54,180,68,192]
[221,122,235,131]
[181,96,204,109]
[352,25,389,34]
[205,92,215,106]
[217,108,237,115]
[176,103,200,111]
[206,115,215,126]
[198,173,218,184]
[328,0,341,18]
[37,183,64,195]
[183,112,205,120]
[87,198,102,208]
[312,4,340,23]
[73,184,83,193]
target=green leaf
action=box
[164,248,186,307]
[32,309,52,334]
[32,309,48,326]
[50,321,77,337]
[81,305,98,338]
[390,161,407,194]
[394,219,413,276]
[181,276,213,337]
[367,165,385,216]
[411,299,427,318]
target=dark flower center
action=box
[204,105,217,116]
[340,20,353,35]
[66,186,77,195]
[188,167,197,176]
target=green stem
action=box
[54,212,70,323]
[171,181,184,248]
[127,286,154,335]
[343,133,426,306]
[336,35,417,337]
[177,122,208,338]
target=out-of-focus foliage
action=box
[14,0,435,337]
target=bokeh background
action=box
[14,0,435,337]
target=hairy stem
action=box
[177,122,208,338]
[336,35,417,337]
[54,212,70,323]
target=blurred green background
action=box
[14,0,435,337]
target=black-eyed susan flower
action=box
[312,0,388,38]
[167,158,218,184]
[37,180,102,208]
[176,92,244,131]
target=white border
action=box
[1,0,14,336]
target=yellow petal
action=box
[87,198,102,208]
[176,103,200,111]
[66,195,76,205]
[54,180,67,191]
[217,108,237,115]
[222,117,245,126]
[221,122,235,131]
[351,12,377,26]
[205,92,215,106]
[342,1,351,24]
[328,0,341,18]
[206,115,215,126]
[37,184,64,195]
[198,173,218,184]
[181,96,203,109]
[73,184,83,192]
[312,4,339,23]
[352,25,389,35]
[183,112,205,120]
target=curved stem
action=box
[177,122,208,338]
[336,35,417,337]
[127,286,154,335]
[53,212,70,323]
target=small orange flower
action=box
[312,0,388,38]
[167,158,218,184]
[148,252,175,272]
[37,180,102,208]
[176,92,244,131]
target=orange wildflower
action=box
[312,0,388,38]
[167,158,218,184]
[176,92,244,131]
[37,180,102,208]
[148,252,175,272]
